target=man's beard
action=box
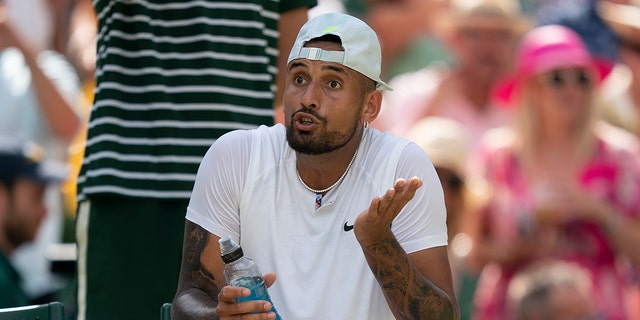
[286,112,360,155]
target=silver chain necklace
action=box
[296,148,359,194]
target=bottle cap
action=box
[219,235,244,263]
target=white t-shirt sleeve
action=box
[185,129,251,239]
[392,142,448,254]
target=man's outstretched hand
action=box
[354,177,422,247]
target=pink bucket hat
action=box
[493,24,611,106]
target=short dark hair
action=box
[307,34,342,45]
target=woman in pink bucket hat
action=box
[469,25,640,320]
[493,24,610,106]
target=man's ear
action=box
[363,90,383,123]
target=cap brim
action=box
[377,81,393,91]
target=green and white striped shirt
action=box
[78,0,314,200]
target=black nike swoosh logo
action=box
[343,222,354,232]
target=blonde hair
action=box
[512,72,600,169]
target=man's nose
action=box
[300,81,321,109]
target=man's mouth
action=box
[300,116,314,125]
[293,112,320,131]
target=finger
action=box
[391,178,408,202]
[394,178,406,191]
[376,187,396,214]
[385,177,422,216]
[399,177,421,202]
[218,286,250,303]
[367,196,381,217]
[409,176,422,188]
[216,287,276,317]
[383,178,411,215]
[237,301,274,317]
[216,300,274,318]
[263,272,276,288]
[403,176,422,198]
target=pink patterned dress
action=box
[473,136,640,320]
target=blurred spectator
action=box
[598,1,640,138]
[308,0,345,18]
[3,0,54,53]
[341,0,451,81]
[529,0,617,72]
[471,25,640,320]
[374,0,528,174]
[75,1,314,319]
[406,117,469,248]
[406,117,482,320]
[507,261,600,320]
[596,2,640,318]
[362,0,451,81]
[65,0,96,97]
[0,0,81,304]
[0,139,67,308]
[59,0,95,222]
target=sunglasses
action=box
[540,69,592,89]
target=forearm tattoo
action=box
[182,221,220,301]
[364,238,455,319]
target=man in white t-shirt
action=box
[172,13,459,320]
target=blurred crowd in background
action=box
[1,0,639,319]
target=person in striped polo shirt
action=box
[75,1,315,319]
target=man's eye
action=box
[329,80,341,89]
[294,76,305,84]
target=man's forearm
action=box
[172,221,222,320]
[172,289,219,320]
[362,238,458,320]
[18,37,81,141]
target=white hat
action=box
[405,117,469,178]
[287,13,392,91]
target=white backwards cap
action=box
[287,13,392,91]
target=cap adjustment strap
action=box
[297,47,345,63]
